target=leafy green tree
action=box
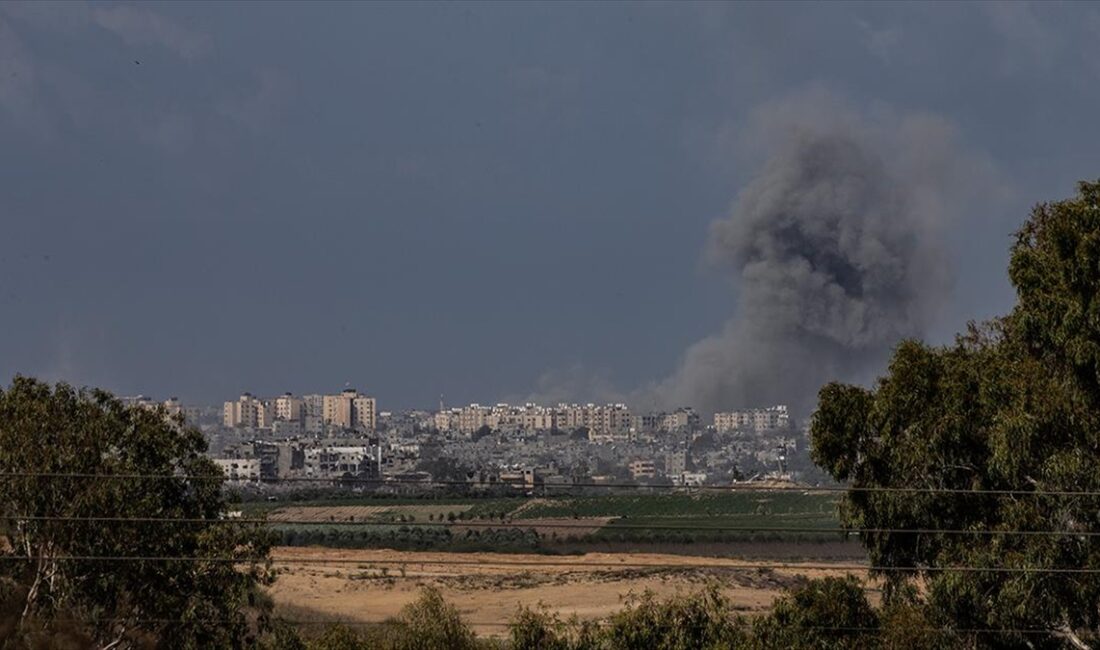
[509,604,599,650]
[0,377,274,649]
[810,181,1100,648]
[750,577,878,650]
[388,587,479,650]
[600,586,748,650]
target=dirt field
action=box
[268,504,474,522]
[268,547,871,637]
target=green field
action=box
[260,490,845,551]
[511,492,838,519]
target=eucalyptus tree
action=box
[0,376,274,649]
[811,181,1100,648]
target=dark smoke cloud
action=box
[656,91,1004,417]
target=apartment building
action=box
[321,389,376,432]
[274,393,302,421]
[224,389,377,433]
[438,402,633,437]
[629,459,657,480]
[222,393,273,429]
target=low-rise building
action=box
[629,459,657,480]
[213,458,261,482]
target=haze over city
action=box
[4,2,1100,414]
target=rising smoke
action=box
[656,92,1000,417]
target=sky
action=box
[2,1,1100,410]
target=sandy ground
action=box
[268,547,870,637]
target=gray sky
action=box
[2,1,1099,409]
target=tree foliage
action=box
[810,180,1100,648]
[0,377,274,649]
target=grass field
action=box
[258,490,845,552]
[510,492,839,518]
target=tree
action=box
[810,181,1100,648]
[750,577,878,650]
[0,377,274,649]
[601,587,748,649]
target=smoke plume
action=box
[657,92,1000,417]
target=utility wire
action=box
[6,471,1100,496]
[4,555,1100,574]
[75,615,1082,637]
[5,514,1100,538]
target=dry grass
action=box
[267,547,868,637]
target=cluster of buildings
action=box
[211,438,384,483]
[222,388,376,436]
[130,387,801,488]
[713,405,790,433]
[432,402,702,442]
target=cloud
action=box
[855,18,901,65]
[216,68,294,132]
[91,4,213,60]
[0,15,41,131]
[143,112,195,154]
[981,1,1058,73]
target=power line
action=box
[3,555,1100,574]
[5,514,1100,538]
[6,470,1100,496]
[69,618,1074,636]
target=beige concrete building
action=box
[323,391,355,429]
[223,393,272,429]
[629,459,657,480]
[437,402,633,437]
[321,389,376,432]
[352,395,376,431]
[274,393,302,422]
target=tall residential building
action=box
[321,388,377,432]
[323,390,355,429]
[274,393,303,422]
[352,395,377,431]
[223,393,273,429]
